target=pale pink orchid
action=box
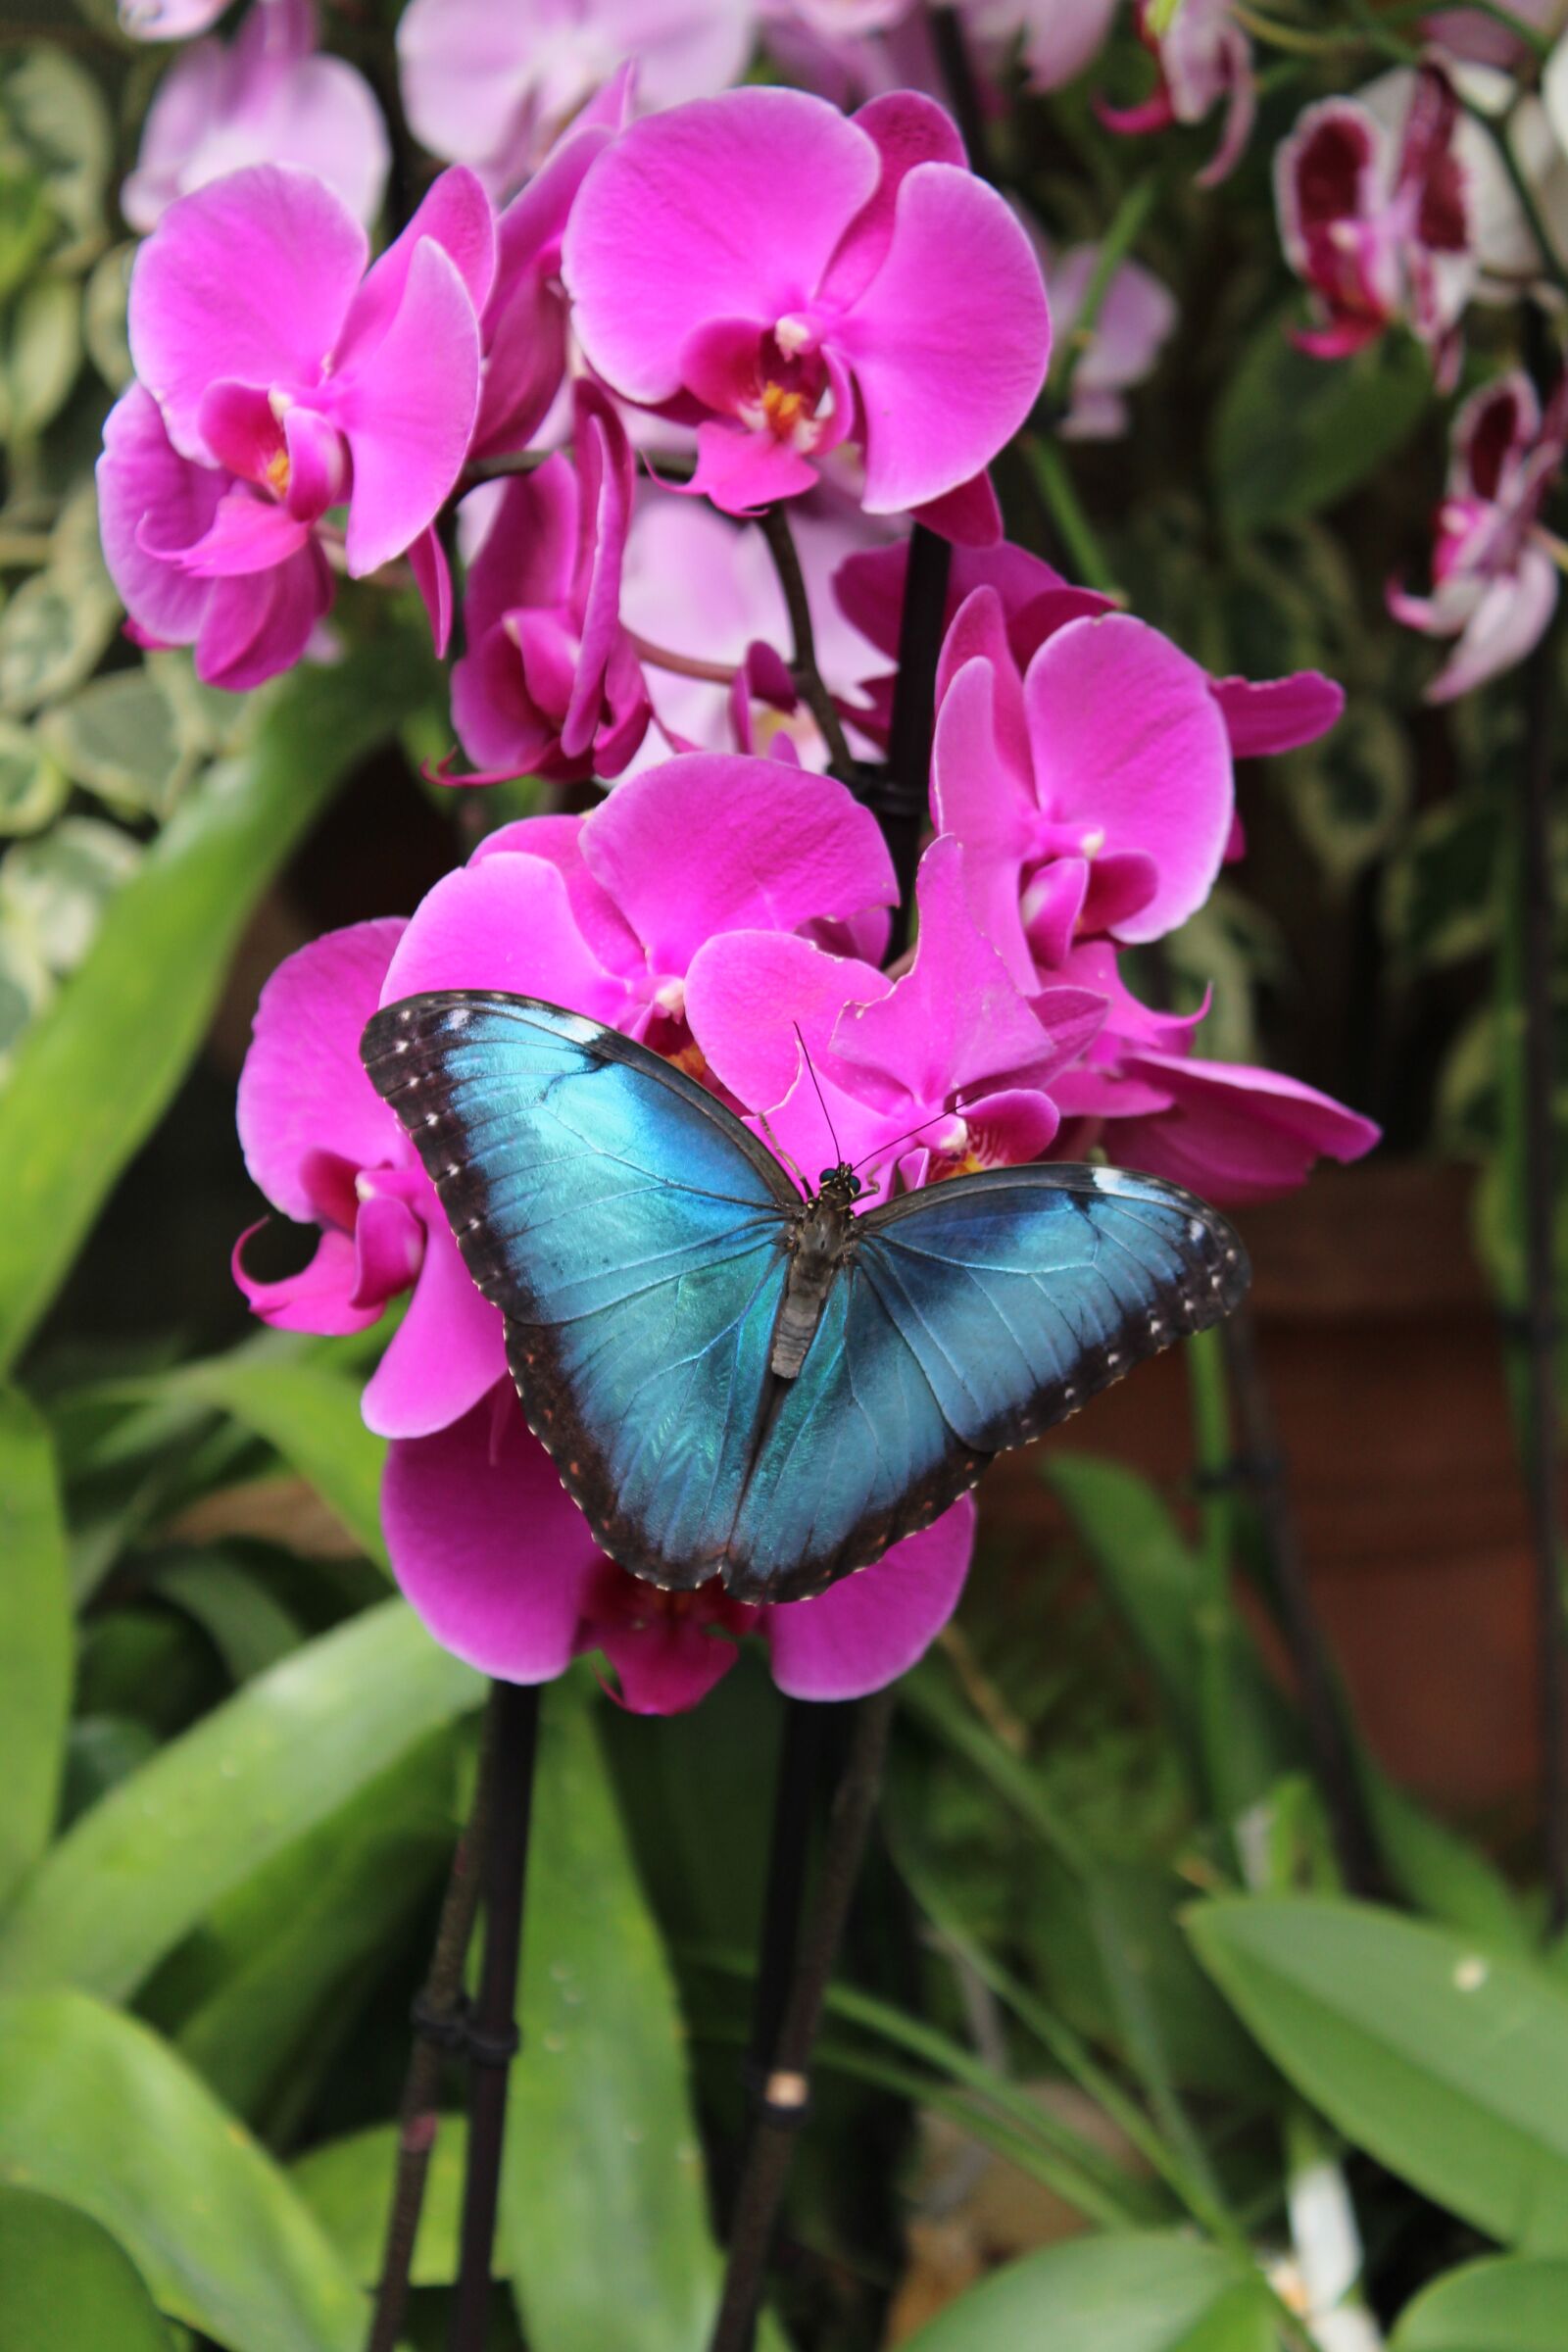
[1275,65,1474,380]
[563,86,1050,521]
[120,0,229,37]
[686,836,1105,1200]
[1048,945,1381,1207]
[1425,0,1560,69]
[122,0,388,231]
[962,0,1120,92]
[1101,0,1257,187]
[384,1395,975,1709]
[107,165,494,678]
[1040,237,1178,440]
[447,386,651,785]
[396,0,756,196]
[1390,368,1568,701]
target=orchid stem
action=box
[624,629,743,687]
[707,1688,899,2352]
[1022,435,1121,597]
[880,523,953,956]
[456,449,552,490]
[759,503,858,783]
[447,1679,542,2352]
[364,1712,496,2352]
[1045,174,1161,416]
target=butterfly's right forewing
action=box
[362,991,797,1589]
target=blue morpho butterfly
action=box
[361,991,1250,1605]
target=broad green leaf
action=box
[1190,1896,1568,2248]
[0,1598,480,1998]
[1211,308,1430,536]
[1361,1770,1531,1954]
[0,637,432,1376]
[1384,794,1500,981]
[0,1386,71,1904]
[1393,2255,1568,2349]
[502,1685,723,2352]
[294,2119,472,2289]
[0,275,81,440]
[179,1355,389,1568]
[0,48,112,269]
[0,920,52,1067]
[0,569,119,714]
[1283,700,1413,885]
[1,815,140,973]
[149,1550,302,1683]
[0,2185,172,2350]
[40,667,192,818]
[0,1991,364,2352]
[0,710,67,833]
[82,237,133,389]
[902,2232,1272,2351]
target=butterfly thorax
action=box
[770,1164,862,1380]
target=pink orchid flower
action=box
[686,835,1104,1200]
[961,0,1120,92]
[234,919,508,1438]
[122,0,388,231]
[121,162,494,663]
[384,1394,975,1710]
[380,754,898,1053]
[1390,368,1568,702]
[448,386,651,785]
[1275,65,1473,381]
[1424,0,1559,69]
[1039,237,1177,440]
[397,0,756,196]
[1049,945,1381,1207]
[563,86,1050,521]
[618,492,890,770]
[1101,0,1256,187]
[930,586,1237,989]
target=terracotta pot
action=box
[985,1161,1541,1819]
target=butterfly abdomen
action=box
[770,1194,857,1379]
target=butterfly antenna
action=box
[757,1106,810,1196]
[850,1084,985,1177]
[794,1022,845,1166]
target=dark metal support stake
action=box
[879,525,953,956]
[447,1679,543,2352]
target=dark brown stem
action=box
[1221,1310,1385,1897]
[364,1719,497,2352]
[1520,620,1568,1929]
[457,450,553,490]
[759,505,858,781]
[706,1688,898,2352]
[879,524,954,957]
[448,1681,542,2352]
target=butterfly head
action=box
[816,1163,862,1206]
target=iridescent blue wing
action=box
[723,1164,1249,1602]
[361,991,799,1590]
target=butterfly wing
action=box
[361,991,801,1589]
[721,1163,1249,1603]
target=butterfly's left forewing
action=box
[362,991,799,1589]
[723,1164,1249,1603]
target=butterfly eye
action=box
[818,1169,835,1187]
[849,1176,862,1197]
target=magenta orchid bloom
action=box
[122,163,494,660]
[234,919,507,1438]
[384,1395,975,1710]
[448,387,651,785]
[1389,368,1568,702]
[564,87,1050,521]
[396,0,756,195]
[686,836,1104,1200]
[1101,0,1256,187]
[1049,945,1380,1207]
[619,493,889,770]
[1275,66,1472,381]
[931,588,1236,989]
[122,0,388,231]
[1039,237,1177,440]
[381,754,898,1053]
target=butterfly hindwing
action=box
[361,991,798,1588]
[721,1165,1249,1602]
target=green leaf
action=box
[0,1990,364,2352]
[0,1387,70,1906]
[0,815,140,974]
[0,568,120,715]
[0,48,112,270]
[1211,308,1430,536]
[502,1685,723,2352]
[149,1550,302,1683]
[0,275,81,440]
[293,2119,472,2289]
[82,237,132,390]
[0,639,430,1377]
[1189,1895,1568,2248]
[178,1355,389,1569]
[1384,794,1501,981]
[0,710,66,833]
[901,2232,1272,2351]
[0,2185,173,2350]
[1361,1770,1532,1955]
[1283,699,1413,885]
[1393,2255,1568,2349]
[0,1598,480,1999]
[40,667,192,819]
